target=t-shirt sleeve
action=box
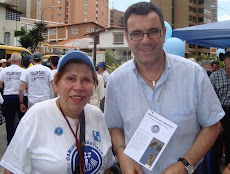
[48,69,54,82]
[0,69,4,82]
[20,69,27,83]
[0,120,32,173]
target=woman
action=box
[0,51,115,174]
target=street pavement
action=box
[0,123,7,174]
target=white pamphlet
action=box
[124,109,178,171]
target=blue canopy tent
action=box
[172,20,230,49]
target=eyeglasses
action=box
[129,29,162,41]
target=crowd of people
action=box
[0,2,229,174]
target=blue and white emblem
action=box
[54,127,63,136]
[92,130,101,141]
[151,125,160,133]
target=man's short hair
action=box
[211,61,219,67]
[49,56,59,66]
[11,53,22,62]
[21,57,31,68]
[124,2,165,32]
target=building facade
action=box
[110,9,124,27]
[0,1,22,46]
[151,0,216,56]
[44,0,109,27]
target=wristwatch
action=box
[178,158,194,174]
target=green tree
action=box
[16,21,48,52]
[29,21,48,52]
[105,50,122,73]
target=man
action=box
[19,52,55,112]
[0,59,7,71]
[49,55,59,98]
[210,47,230,174]
[0,53,26,144]
[104,2,224,174]
[96,62,109,112]
[207,61,219,76]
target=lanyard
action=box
[59,102,85,174]
[139,81,166,112]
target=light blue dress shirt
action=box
[104,53,224,174]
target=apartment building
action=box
[110,9,124,27]
[151,0,216,56]
[44,0,109,27]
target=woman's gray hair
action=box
[11,52,22,62]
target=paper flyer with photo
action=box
[124,109,178,171]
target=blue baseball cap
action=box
[57,51,95,71]
[97,62,105,68]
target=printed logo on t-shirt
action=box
[30,71,46,81]
[6,71,21,81]
[66,141,105,174]
[92,130,101,141]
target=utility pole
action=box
[93,27,98,66]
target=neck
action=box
[136,57,165,87]
[225,66,230,76]
[57,99,81,119]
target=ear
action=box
[162,26,166,43]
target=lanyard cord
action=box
[59,102,85,174]
[139,81,166,112]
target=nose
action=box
[72,81,84,90]
[141,33,152,43]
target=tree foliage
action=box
[16,21,48,52]
[105,50,122,74]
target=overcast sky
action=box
[109,0,230,21]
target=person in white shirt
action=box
[90,74,105,108]
[49,55,59,98]
[0,53,26,144]
[19,52,56,112]
[0,50,115,174]
[96,62,109,112]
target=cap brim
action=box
[58,51,95,71]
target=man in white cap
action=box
[19,52,56,112]
[0,53,26,144]
[0,59,7,71]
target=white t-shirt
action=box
[50,69,57,98]
[90,74,105,108]
[0,98,114,174]
[101,70,109,84]
[20,64,53,104]
[0,64,25,95]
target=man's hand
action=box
[117,152,143,174]
[20,103,27,113]
[161,162,186,174]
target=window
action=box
[4,32,10,45]
[71,28,78,35]
[57,0,61,3]
[84,17,87,22]
[57,7,61,10]
[6,10,21,21]
[49,29,57,35]
[113,33,124,44]
[57,14,61,17]
[198,17,204,22]
[84,2,88,8]
[84,10,88,16]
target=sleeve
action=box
[98,75,105,100]
[0,119,32,174]
[20,69,27,83]
[104,76,123,129]
[48,69,54,82]
[196,68,224,127]
[0,69,4,82]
